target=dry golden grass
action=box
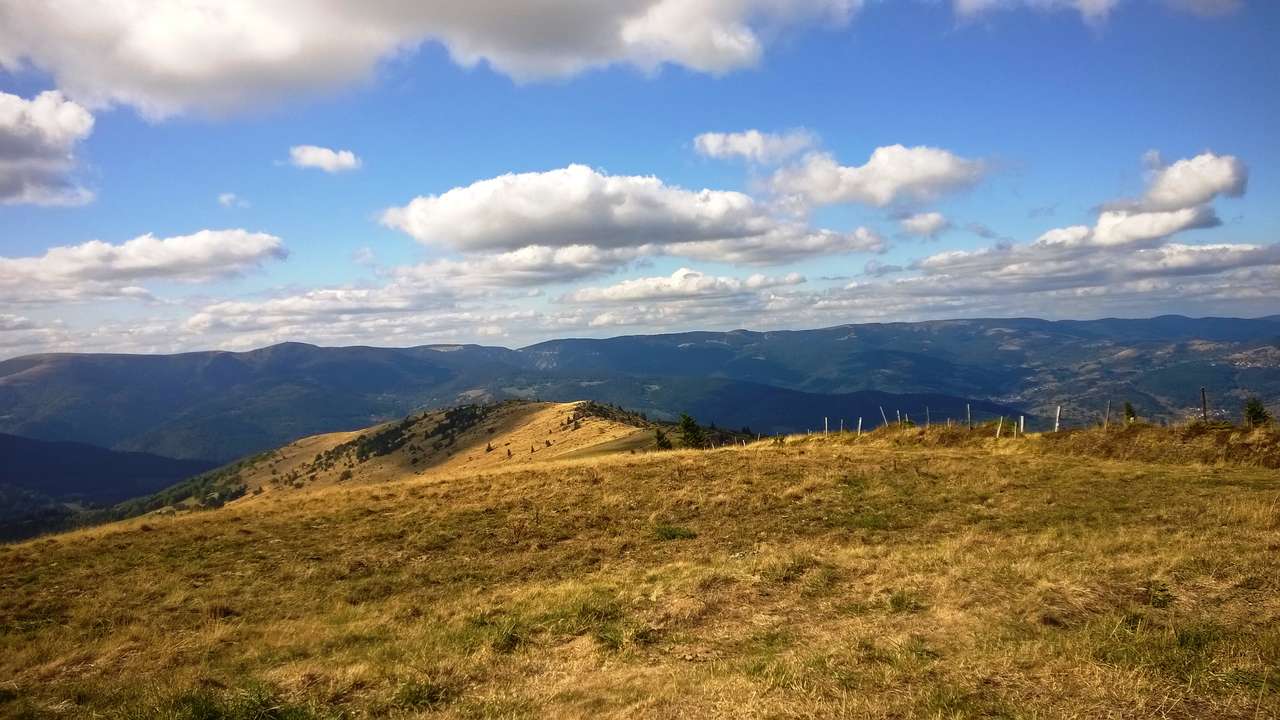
[241,401,653,496]
[1,423,1278,719]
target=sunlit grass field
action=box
[2,424,1278,718]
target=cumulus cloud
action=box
[382,164,882,270]
[565,267,804,303]
[384,163,890,278]
[694,128,817,163]
[1135,151,1247,212]
[666,226,885,265]
[289,145,361,173]
[0,229,287,304]
[891,149,1258,300]
[900,212,951,239]
[0,1,859,118]
[397,245,650,287]
[770,145,986,208]
[1032,151,1245,251]
[0,90,94,205]
[383,164,770,251]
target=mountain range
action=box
[2,315,1277,465]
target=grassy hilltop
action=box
[1,404,1278,719]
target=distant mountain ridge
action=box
[2,315,1277,462]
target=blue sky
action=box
[1,0,1276,357]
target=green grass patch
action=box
[653,524,697,541]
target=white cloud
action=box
[397,245,649,287]
[770,145,986,208]
[953,0,1119,24]
[900,150,1256,297]
[0,314,35,331]
[187,288,427,334]
[0,90,94,205]
[694,128,817,164]
[565,267,804,303]
[953,0,1240,23]
[0,1,859,118]
[1033,151,1244,250]
[381,163,890,272]
[289,145,361,173]
[900,212,951,239]
[0,229,287,304]
[218,192,249,208]
[383,164,772,251]
[666,226,885,264]
[1137,151,1247,212]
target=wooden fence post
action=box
[966,403,972,430]
[857,417,862,438]
[996,417,1003,439]
[880,406,889,427]
[1054,405,1061,433]
[1201,387,1208,421]
[1104,400,1111,430]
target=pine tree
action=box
[678,414,707,449]
[1124,402,1137,424]
[654,428,672,450]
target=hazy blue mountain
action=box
[521,315,1280,422]
[2,315,1277,462]
[0,342,524,460]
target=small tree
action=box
[1244,397,1272,428]
[654,428,672,450]
[1124,402,1137,424]
[678,413,708,449]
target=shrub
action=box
[654,428,672,450]
[1244,397,1272,427]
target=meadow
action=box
[1,422,1277,719]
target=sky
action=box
[1,0,1277,358]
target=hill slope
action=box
[233,400,659,497]
[1,422,1277,719]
